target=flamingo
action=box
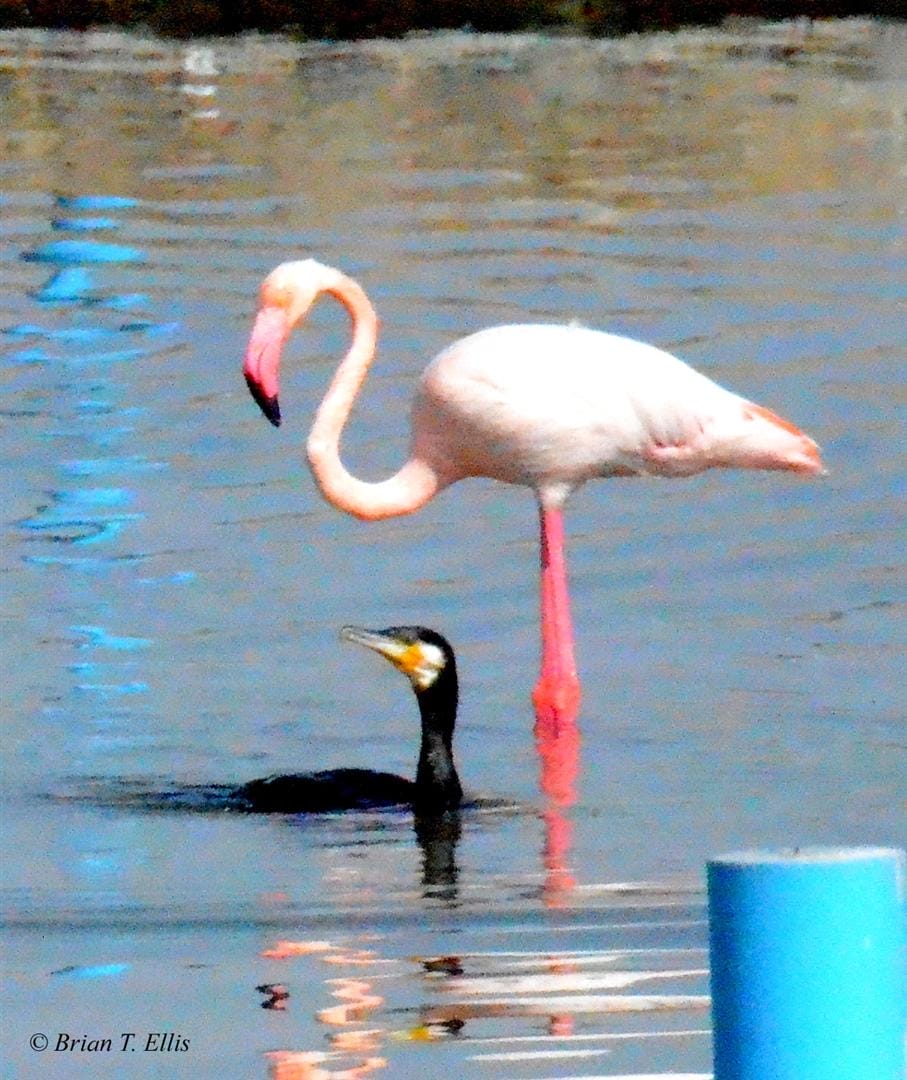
[242,259,823,725]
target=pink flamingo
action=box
[242,259,823,725]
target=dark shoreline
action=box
[0,0,903,41]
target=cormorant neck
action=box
[414,666,462,811]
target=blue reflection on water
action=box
[70,626,153,651]
[34,267,94,303]
[73,682,150,696]
[19,514,144,544]
[99,292,150,309]
[55,195,139,210]
[54,488,131,507]
[61,457,167,476]
[7,347,50,365]
[51,963,131,979]
[14,193,192,839]
[23,240,143,264]
[51,217,122,231]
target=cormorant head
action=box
[340,625,456,694]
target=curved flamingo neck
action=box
[304,272,440,522]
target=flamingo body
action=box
[413,323,819,504]
[242,259,823,725]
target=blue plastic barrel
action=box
[708,846,905,1080]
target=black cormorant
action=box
[230,625,462,815]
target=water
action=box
[1,19,904,1079]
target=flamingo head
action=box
[242,259,344,427]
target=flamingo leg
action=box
[532,504,581,727]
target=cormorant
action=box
[230,625,462,815]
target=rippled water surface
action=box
[1,20,905,1079]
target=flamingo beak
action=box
[243,305,289,428]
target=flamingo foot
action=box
[532,673,581,730]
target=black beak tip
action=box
[245,373,281,428]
